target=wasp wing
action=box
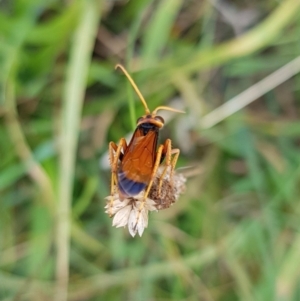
[117,128,158,196]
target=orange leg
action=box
[157,139,180,195]
[108,138,127,217]
[134,138,179,225]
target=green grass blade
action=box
[56,1,101,300]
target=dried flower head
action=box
[149,168,186,210]
[105,167,186,237]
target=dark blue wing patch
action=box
[117,171,146,197]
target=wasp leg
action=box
[108,138,127,217]
[157,139,180,196]
[134,139,180,228]
[132,143,164,227]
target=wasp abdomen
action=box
[118,171,146,197]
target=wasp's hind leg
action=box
[108,138,127,217]
[133,143,165,229]
[133,139,180,230]
[157,139,180,196]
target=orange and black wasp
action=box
[108,64,184,219]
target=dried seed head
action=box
[105,167,186,237]
[149,171,186,210]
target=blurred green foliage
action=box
[1,0,300,300]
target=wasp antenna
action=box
[152,106,185,115]
[115,64,150,114]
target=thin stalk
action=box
[4,81,55,212]
[55,1,101,301]
[200,55,300,128]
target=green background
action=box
[1,0,300,300]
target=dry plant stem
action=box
[178,0,300,74]
[200,55,300,128]
[4,81,55,212]
[67,240,224,301]
[4,81,103,280]
[0,243,217,299]
[172,73,205,117]
[55,2,100,301]
[276,233,300,298]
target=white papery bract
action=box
[105,194,157,237]
[105,168,186,237]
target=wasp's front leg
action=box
[108,138,127,217]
